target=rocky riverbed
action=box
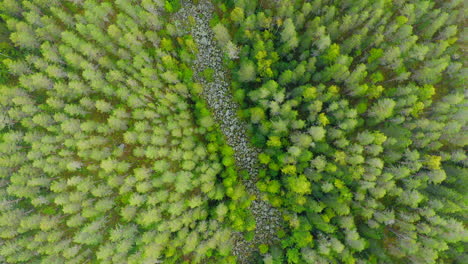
[174,1,282,262]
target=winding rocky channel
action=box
[175,1,282,262]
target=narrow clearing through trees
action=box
[175,1,282,262]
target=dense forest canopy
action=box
[0,0,466,263]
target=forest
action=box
[0,0,466,263]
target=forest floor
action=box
[175,1,282,262]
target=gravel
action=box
[174,1,282,262]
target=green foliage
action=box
[0,18,17,84]
[165,0,181,13]
[259,244,269,254]
[230,7,245,24]
[213,23,231,46]
[0,1,250,263]
[0,0,467,263]
[237,59,256,82]
[216,0,467,263]
[201,67,215,82]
